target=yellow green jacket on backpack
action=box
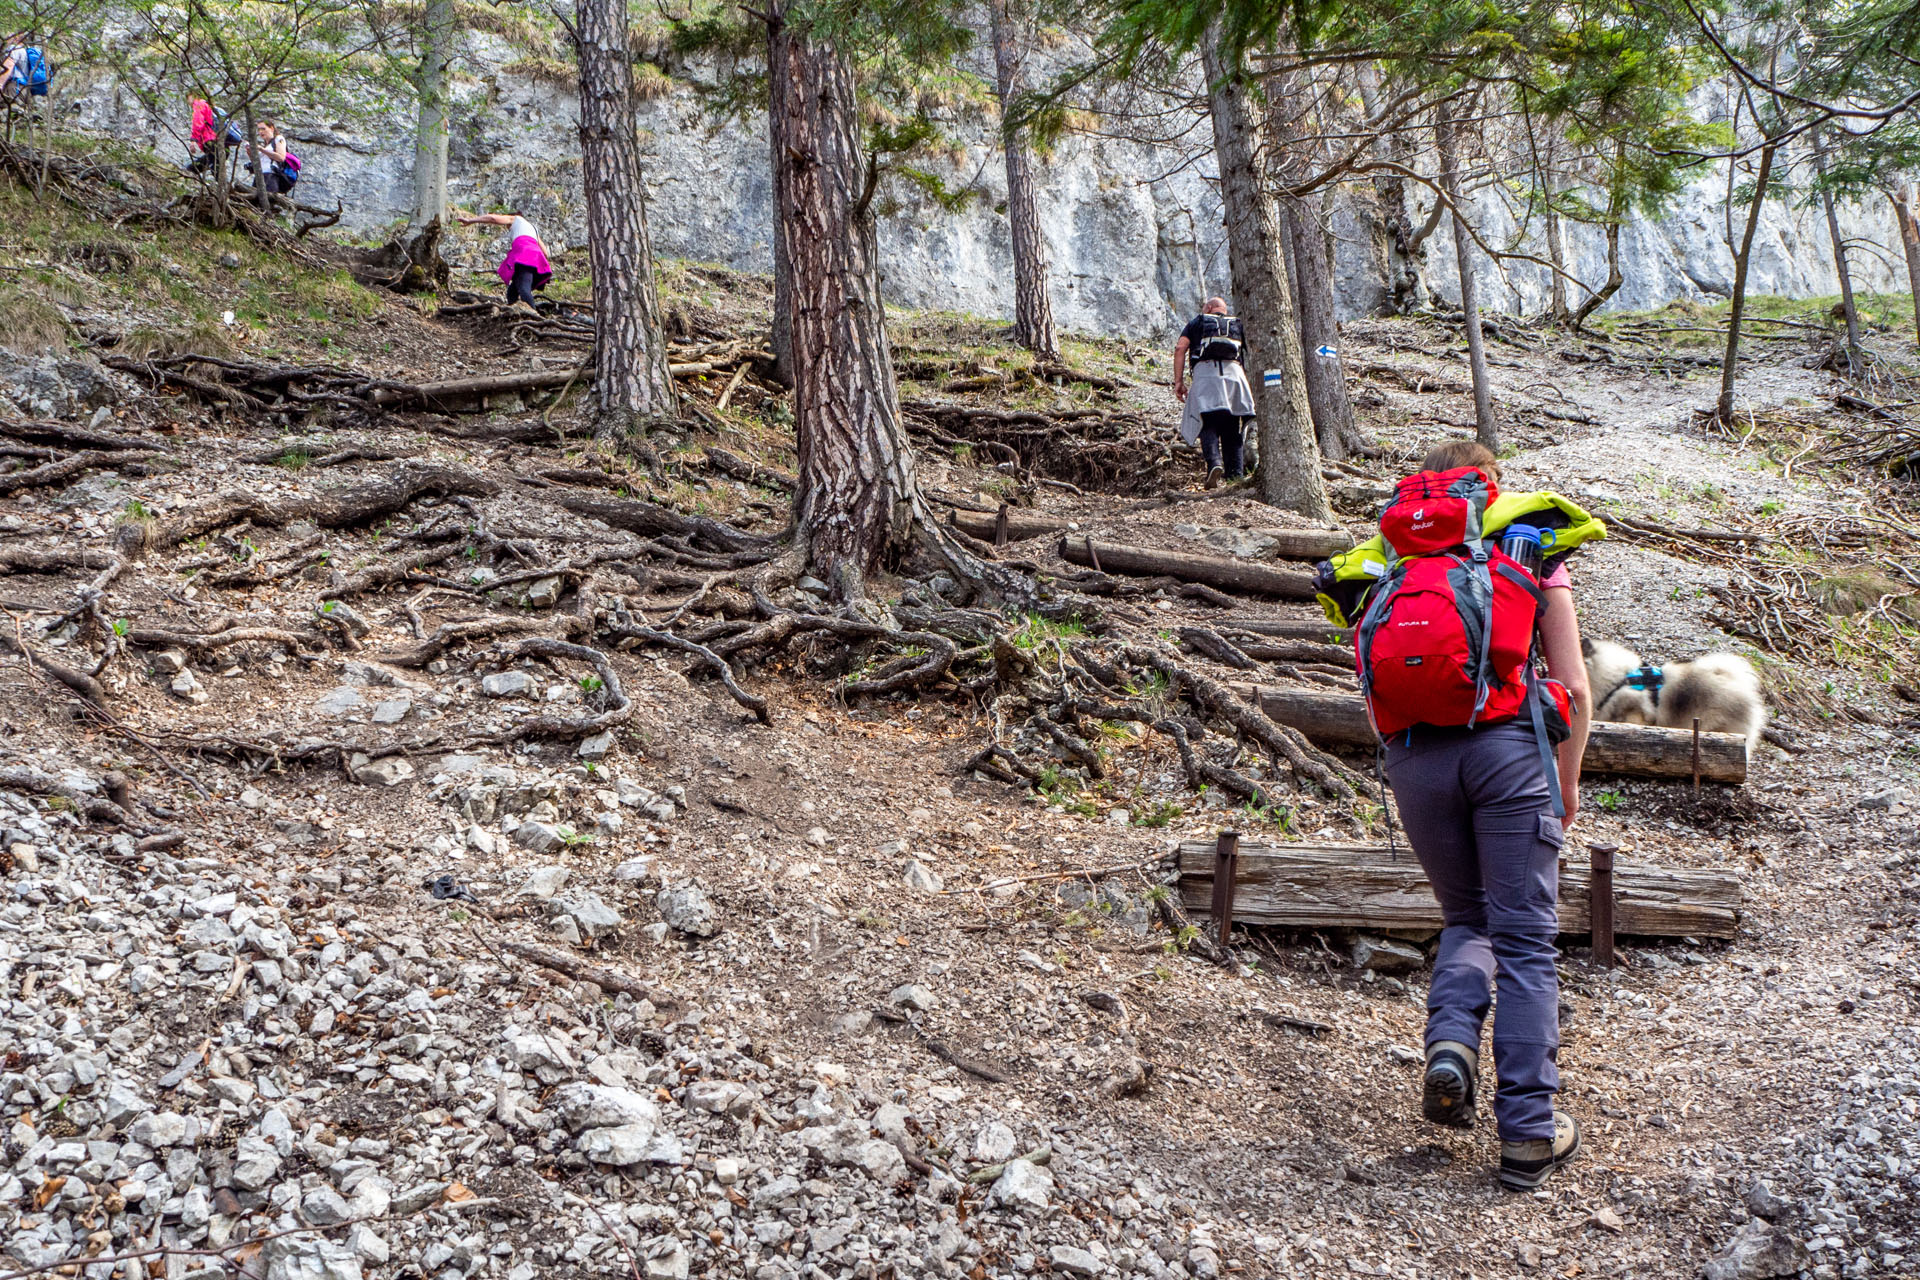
[1314,490,1606,627]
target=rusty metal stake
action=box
[1085,535,1102,574]
[1211,829,1240,951]
[1588,841,1618,969]
[1691,717,1702,798]
[994,503,1010,548]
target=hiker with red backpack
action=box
[1313,438,1606,1191]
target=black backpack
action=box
[1193,313,1242,364]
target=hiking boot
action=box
[1500,1110,1581,1191]
[1422,1040,1478,1129]
[1205,465,1224,489]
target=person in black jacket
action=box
[1172,297,1255,487]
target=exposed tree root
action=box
[470,638,633,743]
[382,614,590,668]
[0,449,158,496]
[125,625,328,657]
[115,464,497,558]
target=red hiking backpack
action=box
[1354,465,1560,726]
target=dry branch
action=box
[1060,538,1317,599]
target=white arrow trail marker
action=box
[1315,345,1338,359]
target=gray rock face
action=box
[79,36,1900,339]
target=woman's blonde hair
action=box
[1420,439,1500,485]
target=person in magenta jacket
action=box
[457,210,551,312]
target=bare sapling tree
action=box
[986,0,1060,361]
[1434,97,1497,447]
[569,0,678,445]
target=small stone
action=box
[260,1235,363,1280]
[345,1226,389,1265]
[553,890,622,939]
[371,699,411,724]
[513,820,565,853]
[612,857,653,882]
[1743,1180,1791,1221]
[1351,935,1425,974]
[1861,787,1909,811]
[806,826,829,847]
[713,1157,740,1185]
[1049,1246,1103,1277]
[656,883,718,937]
[1106,807,1131,826]
[902,860,943,894]
[642,1241,689,1280]
[524,576,563,607]
[346,754,413,787]
[301,1186,353,1226]
[314,686,366,717]
[579,1123,677,1167]
[1703,1219,1810,1280]
[989,1158,1053,1213]
[150,648,188,675]
[972,1122,1018,1164]
[230,1134,282,1191]
[684,1079,757,1117]
[889,983,937,1012]
[170,670,209,704]
[1589,1206,1625,1232]
[578,731,615,760]
[128,1111,190,1147]
[518,865,571,898]
[551,1083,661,1133]
[482,671,537,698]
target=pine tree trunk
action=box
[575,0,677,443]
[1434,105,1497,448]
[1812,136,1862,370]
[411,0,453,229]
[1890,181,1920,347]
[987,0,1059,362]
[1717,139,1777,424]
[767,2,919,599]
[1199,26,1331,522]
[769,127,795,388]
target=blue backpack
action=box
[14,47,48,87]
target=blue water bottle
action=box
[1499,524,1548,577]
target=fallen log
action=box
[957,513,1349,561]
[1058,538,1316,599]
[1177,840,1740,939]
[1219,617,1352,644]
[1244,685,1750,783]
[950,509,1073,543]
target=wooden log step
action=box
[1059,537,1317,598]
[1178,840,1741,939]
[948,509,1074,543]
[953,512,1350,560]
[1245,685,1749,783]
[1220,617,1352,644]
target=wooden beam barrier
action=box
[1177,840,1741,940]
[1245,684,1749,784]
[1059,537,1318,599]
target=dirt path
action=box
[1,295,1914,1280]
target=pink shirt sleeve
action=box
[1541,562,1572,590]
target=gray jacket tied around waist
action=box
[1179,359,1256,444]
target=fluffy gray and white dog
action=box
[1582,637,1768,750]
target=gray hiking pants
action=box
[1384,721,1564,1142]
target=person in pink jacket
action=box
[187,99,241,175]
[457,210,551,312]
